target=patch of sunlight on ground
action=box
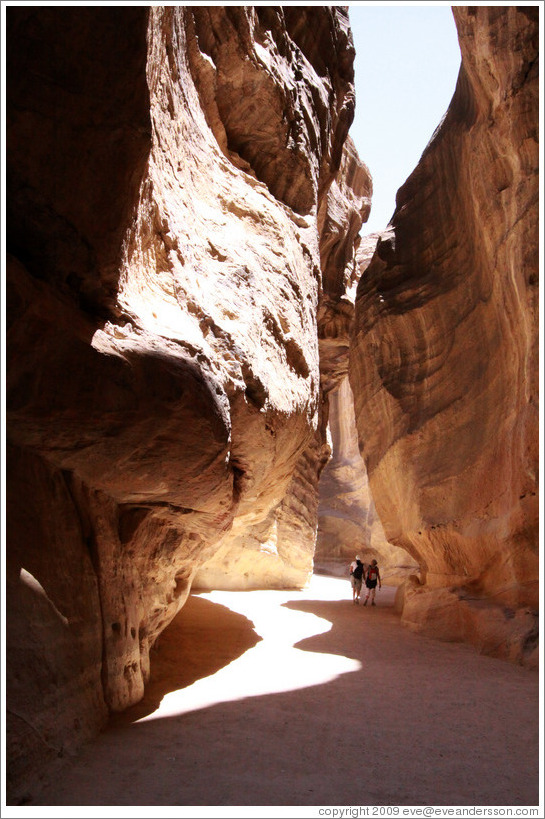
[137,574,359,723]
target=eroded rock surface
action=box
[195,133,372,589]
[349,6,539,664]
[6,5,364,800]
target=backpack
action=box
[352,562,364,580]
[367,565,378,581]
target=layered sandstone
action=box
[6,5,364,800]
[349,6,539,664]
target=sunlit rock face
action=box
[193,137,372,589]
[349,6,539,664]
[195,133,372,589]
[6,5,363,797]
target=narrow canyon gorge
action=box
[5,5,539,804]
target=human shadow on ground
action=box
[110,594,261,725]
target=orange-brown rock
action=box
[195,134,372,589]
[6,3,539,805]
[349,6,539,663]
[316,225,417,583]
[6,5,362,800]
[317,144,372,395]
[316,376,419,585]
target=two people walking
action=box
[349,556,381,606]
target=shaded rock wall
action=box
[6,5,365,800]
[317,144,372,395]
[6,444,108,799]
[316,233,418,583]
[316,376,419,585]
[315,231,418,583]
[349,6,539,664]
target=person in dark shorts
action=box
[349,556,365,604]
[363,559,381,606]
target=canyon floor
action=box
[29,575,539,813]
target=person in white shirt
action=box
[349,556,364,604]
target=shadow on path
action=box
[32,580,539,808]
[111,595,261,725]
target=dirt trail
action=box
[30,575,539,811]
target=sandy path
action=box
[31,575,539,811]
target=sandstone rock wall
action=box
[317,377,375,558]
[349,6,539,664]
[194,132,373,589]
[317,145,373,395]
[316,375,419,585]
[316,231,418,583]
[6,5,365,800]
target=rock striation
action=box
[349,6,539,665]
[6,5,368,801]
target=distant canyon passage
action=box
[5,5,538,804]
